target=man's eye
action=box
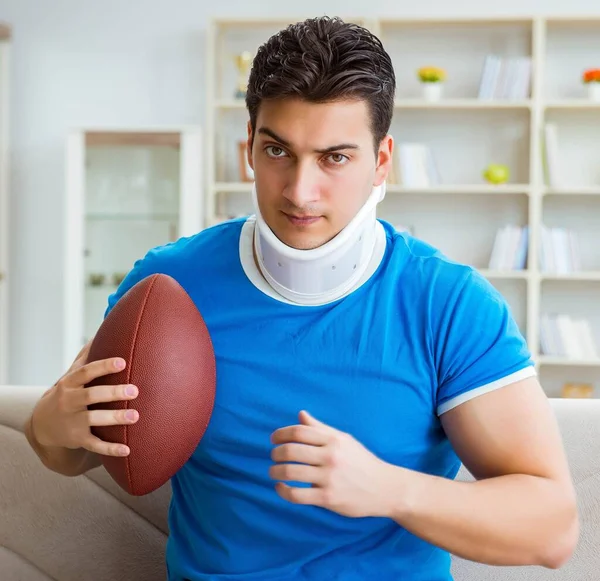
[328,153,348,165]
[265,146,287,158]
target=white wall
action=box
[2,0,600,385]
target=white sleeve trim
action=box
[436,365,538,416]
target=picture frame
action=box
[237,140,254,182]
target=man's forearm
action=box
[381,464,578,569]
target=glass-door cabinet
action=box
[63,128,203,368]
[0,23,11,384]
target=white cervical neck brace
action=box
[252,181,386,306]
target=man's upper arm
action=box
[431,267,574,484]
[434,268,534,416]
[440,375,573,485]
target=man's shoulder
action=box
[383,221,476,291]
[143,216,247,265]
[379,221,503,323]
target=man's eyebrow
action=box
[314,143,360,154]
[257,127,360,154]
[257,127,291,147]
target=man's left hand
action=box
[270,410,394,518]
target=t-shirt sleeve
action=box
[435,268,536,416]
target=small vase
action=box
[422,82,443,102]
[587,83,600,102]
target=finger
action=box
[271,424,328,446]
[271,443,326,466]
[275,482,321,506]
[86,408,139,427]
[79,384,138,408]
[66,356,127,388]
[82,434,130,457]
[299,410,333,430]
[269,463,323,484]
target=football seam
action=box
[125,273,159,494]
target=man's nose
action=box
[282,161,321,207]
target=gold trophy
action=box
[234,51,253,99]
[562,382,594,398]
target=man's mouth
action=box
[283,212,321,226]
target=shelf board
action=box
[216,98,533,111]
[85,131,181,148]
[386,184,530,195]
[86,213,179,221]
[479,269,530,280]
[545,16,600,24]
[538,356,600,367]
[544,100,600,110]
[85,284,119,291]
[213,183,530,196]
[212,16,368,28]
[540,272,600,282]
[215,99,246,110]
[394,99,531,110]
[542,186,600,196]
[214,182,253,193]
[380,17,534,26]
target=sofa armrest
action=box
[0,385,170,581]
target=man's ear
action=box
[246,120,254,170]
[374,134,394,187]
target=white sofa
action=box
[1,384,599,580]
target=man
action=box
[26,16,578,581]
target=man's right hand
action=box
[30,342,140,458]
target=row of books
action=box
[488,225,528,270]
[449,223,583,273]
[392,143,441,187]
[539,225,581,273]
[478,55,532,100]
[540,314,598,360]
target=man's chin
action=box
[265,219,331,250]
[275,230,330,251]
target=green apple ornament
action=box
[483,164,510,185]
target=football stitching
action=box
[126,273,159,494]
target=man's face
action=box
[247,98,393,250]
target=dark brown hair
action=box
[245,16,396,154]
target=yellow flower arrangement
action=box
[417,66,447,83]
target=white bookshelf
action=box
[0,23,10,384]
[206,16,600,399]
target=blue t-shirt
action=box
[105,218,534,581]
